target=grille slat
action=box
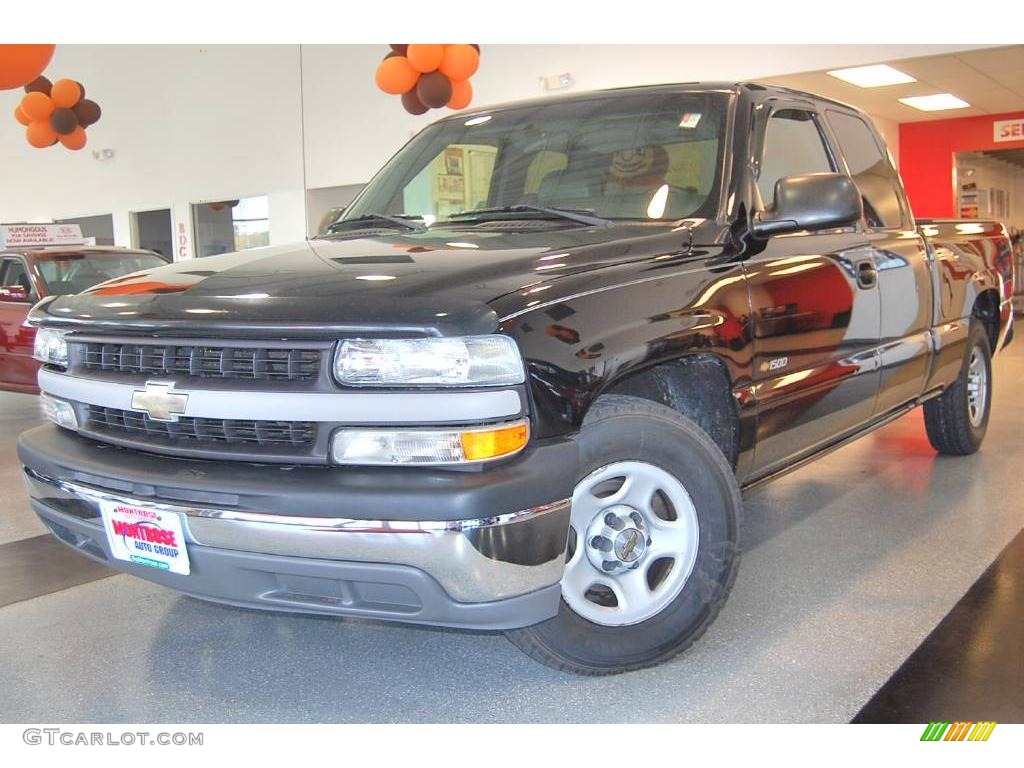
[85,406,316,448]
[78,342,321,381]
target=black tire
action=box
[924,319,993,456]
[506,394,741,675]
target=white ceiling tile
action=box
[956,45,1024,75]
[890,54,976,81]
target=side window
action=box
[1,259,33,295]
[826,111,905,229]
[757,109,834,207]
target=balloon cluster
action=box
[375,44,480,115]
[14,76,101,151]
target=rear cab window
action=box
[825,110,907,229]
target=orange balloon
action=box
[447,79,473,110]
[26,120,57,148]
[0,44,55,90]
[406,44,444,74]
[50,78,83,108]
[14,105,31,126]
[375,56,420,95]
[59,125,87,151]
[21,91,54,121]
[439,45,479,81]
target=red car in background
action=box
[0,246,168,393]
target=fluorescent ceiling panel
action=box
[898,93,971,111]
[827,64,916,88]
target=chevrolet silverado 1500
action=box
[19,82,1013,674]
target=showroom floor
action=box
[0,346,1021,723]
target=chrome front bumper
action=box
[23,466,572,629]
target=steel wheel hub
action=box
[584,505,649,574]
[966,346,988,428]
[562,460,700,627]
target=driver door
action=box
[0,256,40,391]
[743,101,882,474]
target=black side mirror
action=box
[752,173,863,238]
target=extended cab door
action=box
[822,109,934,415]
[743,101,882,474]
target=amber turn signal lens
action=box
[460,422,529,461]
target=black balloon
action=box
[24,76,51,95]
[389,44,408,55]
[401,89,428,115]
[416,72,452,109]
[76,81,86,99]
[50,108,79,136]
[471,44,480,53]
[73,99,102,128]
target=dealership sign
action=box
[993,118,1024,143]
[0,223,86,248]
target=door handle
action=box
[856,260,877,289]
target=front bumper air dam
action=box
[18,425,576,630]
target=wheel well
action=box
[602,355,740,468]
[973,289,1000,351]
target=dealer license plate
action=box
[99,500,191,575]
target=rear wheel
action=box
[507,394,741,675]
[924,320,993,455]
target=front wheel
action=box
[507,395,741,675]
[924,319,993,455]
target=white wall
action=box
[1,44,983,253]
[0,45,306,252]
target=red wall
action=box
[899,111,1024,219]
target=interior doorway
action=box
[955,148,1024,310]
[131,209,173,259]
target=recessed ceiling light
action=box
[464,115,492,126]
[898,93,971,112]
[355,274,396,281]
[828,64,916,88]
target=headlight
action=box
[334,335,525,387]
[331,421,529,465]
[40,393,79,430]
[33,328,70,367]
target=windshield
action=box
[34,251,167,296]
[343,90,729,226]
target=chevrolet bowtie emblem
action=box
[130,381,189,422]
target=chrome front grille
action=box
[78,342,322,381]
[85,405,317,448]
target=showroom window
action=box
[55,213,115,246]
[757,109,835,208]
[192,195,270,257]
[826,111,906,229]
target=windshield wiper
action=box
[326,213,426,234]
[447,204,612,228]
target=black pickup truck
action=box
[20,82,1014,674]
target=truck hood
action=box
[30,224,690,337]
